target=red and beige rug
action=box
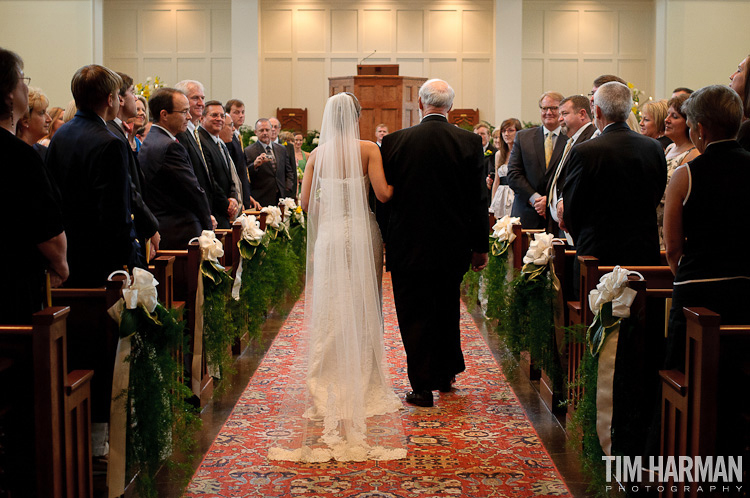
[185,274,571,497]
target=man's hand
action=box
[486,175,493,189]
[254,153,269,169]
[471,252,489,272]
[534,195,547,217]
[49,270,65,288]
[227,198,239,218]
[557,200,567,232]
[210,215,218,230]
[249,196,262,210]
[149,231,160,260]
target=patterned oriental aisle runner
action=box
[185,274,571,497]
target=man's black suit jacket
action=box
[46,109,142,287]
[380,114,489,273]
[507,126,567,228]
[244,140,295,207]
[226,134,252,207]
[484,142,498,178]
[176,127,229,224]
[198,127,239,228]
[562,121,667,265]
[107,120,159,247]
[139,126,212,249]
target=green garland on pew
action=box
[461,266,481,313]
[201,259,240,391]
[263,224,298,308]
[484,238,513,321]
[238,234,272,340]
[498,265,563,388]
[565,324,608,497]
[121,305,201,498]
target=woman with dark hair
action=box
[0,47,67,324]
[729,54,750,151]
[663,85,750,370]
[488,118,522,222]
[658,94,700,247]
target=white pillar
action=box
[232,0,260,121]
[495,0,523,122]
[92,0,104,64]
[654,0,668,99]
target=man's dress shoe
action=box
[405,390,434,407]
[438,376,456,393]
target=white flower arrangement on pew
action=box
[281,197,306,228]
[236,213,268,261]
[586,266,643,355]
[489,215,520,257]
[520,232,556,281]
[261,205,290,240]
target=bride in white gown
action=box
[267,92,406,462]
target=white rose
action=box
[522,232,555,266]
[312,137,319,145]
[197,230,224,262]
[237,214,265,242]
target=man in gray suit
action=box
[507,91,568,228]
[139,88,213,249]
[244,118,296,207]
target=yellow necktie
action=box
[544,132,554,167]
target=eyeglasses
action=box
[168,109,190,115]
[20,76,31,85]
[539,106,559,112]
[207,112,225,119]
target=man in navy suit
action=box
[381,79,489,408]
[139,88,213,249]
[225,99,253,207]
[244,118,296,207]
[46,65,143,287]
[563,82,667,266]
[507,91,568,228]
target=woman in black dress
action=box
[0,47,67,324]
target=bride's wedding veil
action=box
[267,93,405,462]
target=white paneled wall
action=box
[104,1,233,101]
[521,1,654,123]
[259,1,494,131]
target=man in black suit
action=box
[381,79,489,408]
[507,91,567,228]
[198,100,240,228]
[107,72,160,260]
[546,94,596,237]
[244,118,296,207]
[562,81,667,266]
[174,79,223,229]
[474,122,497,178]
[46,65,143,287]
[225,98,252,207]
[139,88,213,249]
[270,116,298,189]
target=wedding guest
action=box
[489,118,521,224]
[125,95,147,153]
[658,94,700,247]
[375,123,388,147]
[639,100,671,149]
[38,105,64,146]
[293,131,309,196]
[729,53,750,151]
[491,126,502,150]
[16,86,51,160]
[0,47,67,324]
[671,87,693,98]
[474,122,496,183]
[62,98,76,122]
[224,98,251,207]
[47,64,143,287]
[663,84,750,371]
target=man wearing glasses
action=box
[139,87,213,249]
[507,91,567,229]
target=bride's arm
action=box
[300,149,317,212]
[364,142,393,202]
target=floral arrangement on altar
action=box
[135,76,164,99]
[627,81,645,119]
[301,130,320,152]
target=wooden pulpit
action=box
[329,65,426,141]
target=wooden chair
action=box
[448,108,479,128]
[277,107,308,133]
[659,308,750,497]
[0,307,94,498]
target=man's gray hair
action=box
[175,79,204,94]
[682,85,743,140]
[255,118,270,129]
[593,82,632,122]
[419,79,455,110]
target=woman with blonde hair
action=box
[39,105,64,146]
[639,99,670,149]
[16,86,51,159]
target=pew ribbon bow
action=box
[489,215,520,257]
[232,214,268,300]
[521,232,556,281]
[262,205,290,240]
[105,268,160,498]
[586,265,643,457]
